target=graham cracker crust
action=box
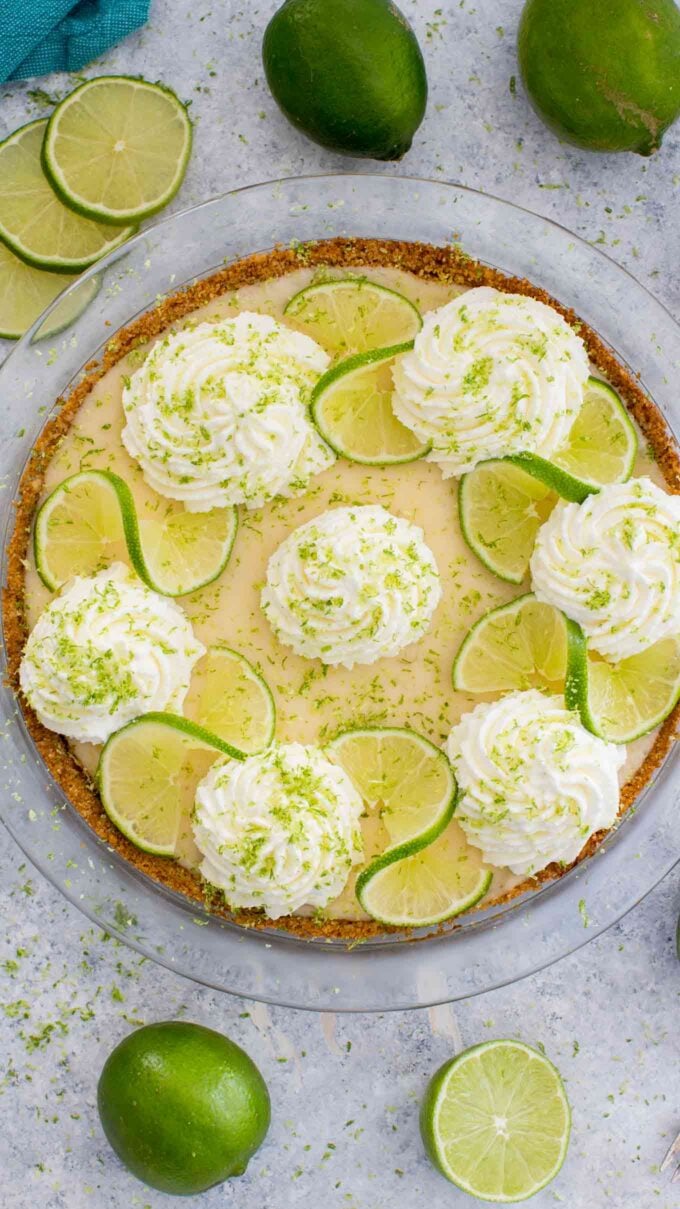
[3,236,679,944]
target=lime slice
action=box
[311,345,430,465]
[183,646,276,755]
[34,469,237,597]
[458,461,555,585]
[553,377,637,487]
[0,240,82,340]
[32,274,100,343]
[0,120,134,272]
[566,635,680,743]
[284,277,422,358]
[421,1040,571,1202]
[98,713,244,856]
[357,818,491,928]
[43,76,192,225]
[453,593,586,694]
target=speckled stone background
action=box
[1,2,679,1206]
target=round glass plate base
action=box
[0,174,678,1011]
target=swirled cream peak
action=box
[193,742,364,917]
[261,505,442,668]
[392,287,589,476]
[531,477,680,661]
[19,563,205,744]
[446,690,624,875]
[121,312,334,510]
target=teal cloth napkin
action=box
[0,0,150,83]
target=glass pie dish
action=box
[0,173,678,1012]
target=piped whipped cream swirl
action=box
[193,742,364,917]
[392,287,589,476]
[122,312,334,510]
[20,563,205,744]
[446,690,625,875]
[261,505,442,668]
[531,477,680,661]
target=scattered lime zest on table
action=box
[34,469,237,597]
[183,645,276,755]
[43,76,192,224]
[453,593,586,695]
[421,1039,571,1202]
[284,276,422,357]
[98,713,245,856]
[311,344,429,465]
[0,119,134,272]
[566,634,680,744]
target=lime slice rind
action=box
[98,712,245,856]
[566,635,680,744]
[458,461,554,585]
[284,277,422,358]
[42,76,192,225]
[183,646,276,756]
[311,343,430,466]
[34,469,237,597]
[421,1040,571,1203]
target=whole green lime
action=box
[262,0,427,160]
[97,1021,271,1195]
[518,0,680,154]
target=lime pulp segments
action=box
[182,645,276,756]
[284,277,422,357]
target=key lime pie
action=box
[5,238,679,938]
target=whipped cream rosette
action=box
[531,477,680,661]
[446,690,625,875]
[392,286,589,476]
[20,563,205,744]
[193,742,364,917]
[261,504,442,668]
[122,312,334,510]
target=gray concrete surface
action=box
[1,2,679,1206]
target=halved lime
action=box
[453,593,586,694]
[98,713,244,856]
[553,377,637,487]
[284,277,422,358]
[421,1040,571,1202]
[311,345,429,465]
[34,469,237,597]
[357,818,491,927]
[0,120,134,272]
[566,635,680,743]
[0,240,82,340]
[43,76,192,225]
[458,461,554,585]
[183,646,276,755]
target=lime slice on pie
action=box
[0,120,134,272]
[98,714,243,856]
[421,1040,571,1202]
[566,635,680,744]
[553,377,637,487]
[458,460,554,584]
[43,76,192,225]
[327,726,489,926]
[183,646,276,755]
[34,469,237,597]
[311,345,430,465]
[453,593,586,694]
[284,277,422,358]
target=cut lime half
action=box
[453,593,586,695]
[0,120,134,272]
[0,240,82,340]
[553,377,637,487]
[357,819,491,928]
[311,344,429,465]
[98,713,244,856]
[421,1040,571,1203]
[183,646,276,755]
[566,635,680,744]
[34,469,237,597]
[458,461,554,585]
[284,277,422,358]
[43,76,192,225]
